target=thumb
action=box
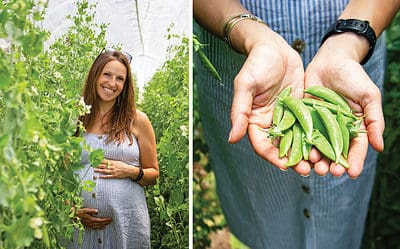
[228,86,253,144]
[364,102,385,152]
[357,82,385,152]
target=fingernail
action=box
[301,174,310,178]
[349,176,358,180]
[227,130,232,143]
[279,167,289,172]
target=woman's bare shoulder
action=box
[135,109,150,124]
[132,109,153,135]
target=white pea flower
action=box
[54,71,63,80]
[180,125,188,137]
[34,229,43,239]
[29,217,43,229]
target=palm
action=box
[230,42,309,174]
[305,56,383,177]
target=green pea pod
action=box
[312,130,350,168]
[304,86,351,112]
[285,124,303,167]
[279,129,293,158]
[302,132,312,160]
[337,112,350,159]
[270,108,296,137]
[302,98,356,119]
[282,96,313,143]
[197,49,222,81]
[349,119,366,139]
[307,106,329,138]
[272,87,292,126]
[314,105,343,163]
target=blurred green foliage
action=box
[362,12,400,249]
[193,34,226,248]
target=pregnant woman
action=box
[70,48,159,249]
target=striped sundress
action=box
[195,1,385,248]
[68,132,150,249]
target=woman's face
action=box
[96,60,127,103]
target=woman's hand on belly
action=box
[94,159,137,179]
[76,207,113,229]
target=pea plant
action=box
[0,1,107,248]
[2,1,190,248]
[139,33,189,249]
[193,32,226,248]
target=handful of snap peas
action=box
[267,86,364,168]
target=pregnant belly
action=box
[81,177,145,218]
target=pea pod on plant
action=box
[304,86,351,112]
[285,124,303,167]
[314,105,343,163]
[282,96,313,143]
[193,37,222,81]
[272,86,292,126]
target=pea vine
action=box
[0,1,106,248]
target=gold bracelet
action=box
[223,13,266,49]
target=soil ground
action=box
[207,228,231,249]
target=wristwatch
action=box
[321,19,377,65]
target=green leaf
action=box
[0,67,12,89]
[88,148,104,167]
[0,133,9,148]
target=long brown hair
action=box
[77,50,136,145]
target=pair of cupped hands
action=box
[227,29,384,179]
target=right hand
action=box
[75,208,112,230]
[227,22,311,176]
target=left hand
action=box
[94,159,136,179]
[304,33,385,178]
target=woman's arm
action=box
[323,0,400,65]
[131,110,159,186]
[94,110,159,185]
[194,0,247,38]
[304,0,400,177]
[194,0,279,55]
[194,0,312,175]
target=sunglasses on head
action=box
[98,47,132,64]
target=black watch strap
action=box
[321,19,377,65]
